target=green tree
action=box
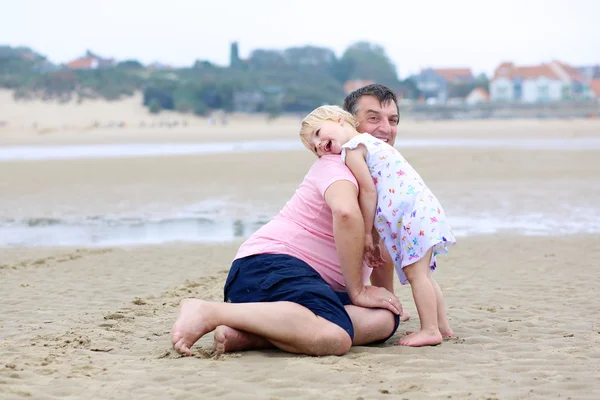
[148,98,162,114]
[329,57,355,84]
[116,60,144,70]
[400,78,421,100]
[248,49,286,69]
[283,46,336,70]
[339,41,399,85]
[193,101,208,116]
[474,73,490,91]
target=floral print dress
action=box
[341,134,456,284]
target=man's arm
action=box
[324,179,401,315]
[324,180,365,298]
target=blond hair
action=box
[299,105,358,156]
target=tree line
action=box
[0,43,485,116]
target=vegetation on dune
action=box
[0,42,488,117]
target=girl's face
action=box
[311,119,348,157]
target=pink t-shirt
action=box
[235,155,372,292]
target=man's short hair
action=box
[343,83,399,116]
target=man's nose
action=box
[379,119,392,134]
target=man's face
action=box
[354,96,399,146]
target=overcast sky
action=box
[3,0,598,77]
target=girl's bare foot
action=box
[397,329,442,347]
[439,326,454,338]
[404,326,453,339]
[213,326,272,353]
[171,299,217,356]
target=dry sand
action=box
[1,98,600,399]
[1,237,599,400]
[2,89,600,146]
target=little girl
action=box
[299,105,456,347]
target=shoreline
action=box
[3,212,600,248]
[4,136,600,163]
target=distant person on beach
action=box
[300,104,456,346]
[171,84,409,356]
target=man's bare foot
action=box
[397,329,442,347]
[171,299,217,356]
[400,310,411,322]
[213,326,272,353]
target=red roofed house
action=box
[490,61,590,102]
[412,67,474,102]
[343,80,375,94]
[67,50,115,70]
[433,68,473,83]
[591,79,600,99]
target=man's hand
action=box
[350,285,403,316]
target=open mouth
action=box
[325,140,332,152]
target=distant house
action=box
[490,61,590,103]
[412,68,474,102]
[579,65,600,81]
[66,50,115,70]
[147,62,173,72]
[590,79,600,99]
[19,50,37,61]
[465,87,489,105]
[233,86,284,113]
[343,80,375,94]
[35,60,59,73]
[233,91,264,113]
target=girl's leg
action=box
[398,248,443,347]
[430,276,454,337]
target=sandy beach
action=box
[2,89,600,147]
[1,96,600,399]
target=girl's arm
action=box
[344,145,377,248]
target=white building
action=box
[490,61,589,103]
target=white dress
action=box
[341,134,456,284]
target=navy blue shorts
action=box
[224,253,400,344]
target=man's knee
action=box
[370,308,398,341]
[310,323,352,356]
[346,306,399,345]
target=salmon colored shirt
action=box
[234,154,372,292]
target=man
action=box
[171,84,402,356]
[343,83,399,146]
